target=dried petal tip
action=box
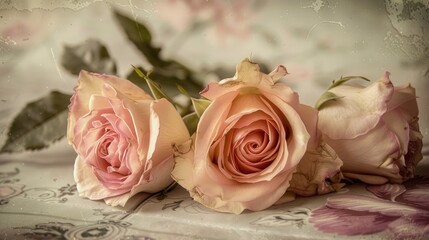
[269,65,289,82]
[381,71,393,86]
[235,58,261,84]
[288,142,343,197]
[384,71,391,80]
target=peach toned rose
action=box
[318,72,423,184]
[68,71,189,206]
[172,59,318,214]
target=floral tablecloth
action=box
[0,146,428,239]
[1,1,428,239]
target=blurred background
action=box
[0,0,428,162]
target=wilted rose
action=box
[68,71,189,206]
[172,59,318,214]
[318,73,423,184]
[288,141,344,197]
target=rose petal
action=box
[171,137,196,190]
[103,192,132,207]
[88,94,111,111]
[289,142,343,196]
[195,169,294,214]
[295,104,318,150]
[92,146,141,189]
[74,156,129,204]
[266,95,310,170]
[382,109,410,155]
[388,84,418,120]
[194,91,237,175]
[136,98,190,193]
[268,65,288,82]
[261,82,300,108]
[201,59,276,101]
[84,71,152,101]
[68,70,152,143]
[326,122,402,183]
[213,94,289,182]
[174,137,285,214]
[149,98,190,164]
[318,73,394,140]
[232,58,265,85]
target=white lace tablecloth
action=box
[1,1,428,239]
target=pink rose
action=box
[318,73,423,184]
[172,59,318,214]
[68,71,189,206]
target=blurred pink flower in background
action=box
[0,13,56,60]
[158,0,261,44]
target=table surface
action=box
[0,146,428,239]
[1,1,428,239]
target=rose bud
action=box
[317,72,423,184]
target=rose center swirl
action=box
[88,115,132,177]
[214,114,282,177]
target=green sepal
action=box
[316,75,370,110]
[191,98,211,118]
[176,84,190,98]
[328,75,370,90]
[315,91,343,110]
[182,112,199,135]
[131,65,175,105]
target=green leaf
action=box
[126,66,202,98]
[131,64,146,78]
[61,39,116,75]
[113,10,169,68]
[114,10,203,98]
[1,91,71,153]
[146,77,173,102]
[182,112,199,135]
[315,91,343,110]
[131,66,175,104]
[191,98,211,118]
[176,84,190,98]
[114,10,194,74]
[328,75,370,90]
[126,66,150,92]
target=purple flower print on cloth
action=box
[309,177,429,239]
